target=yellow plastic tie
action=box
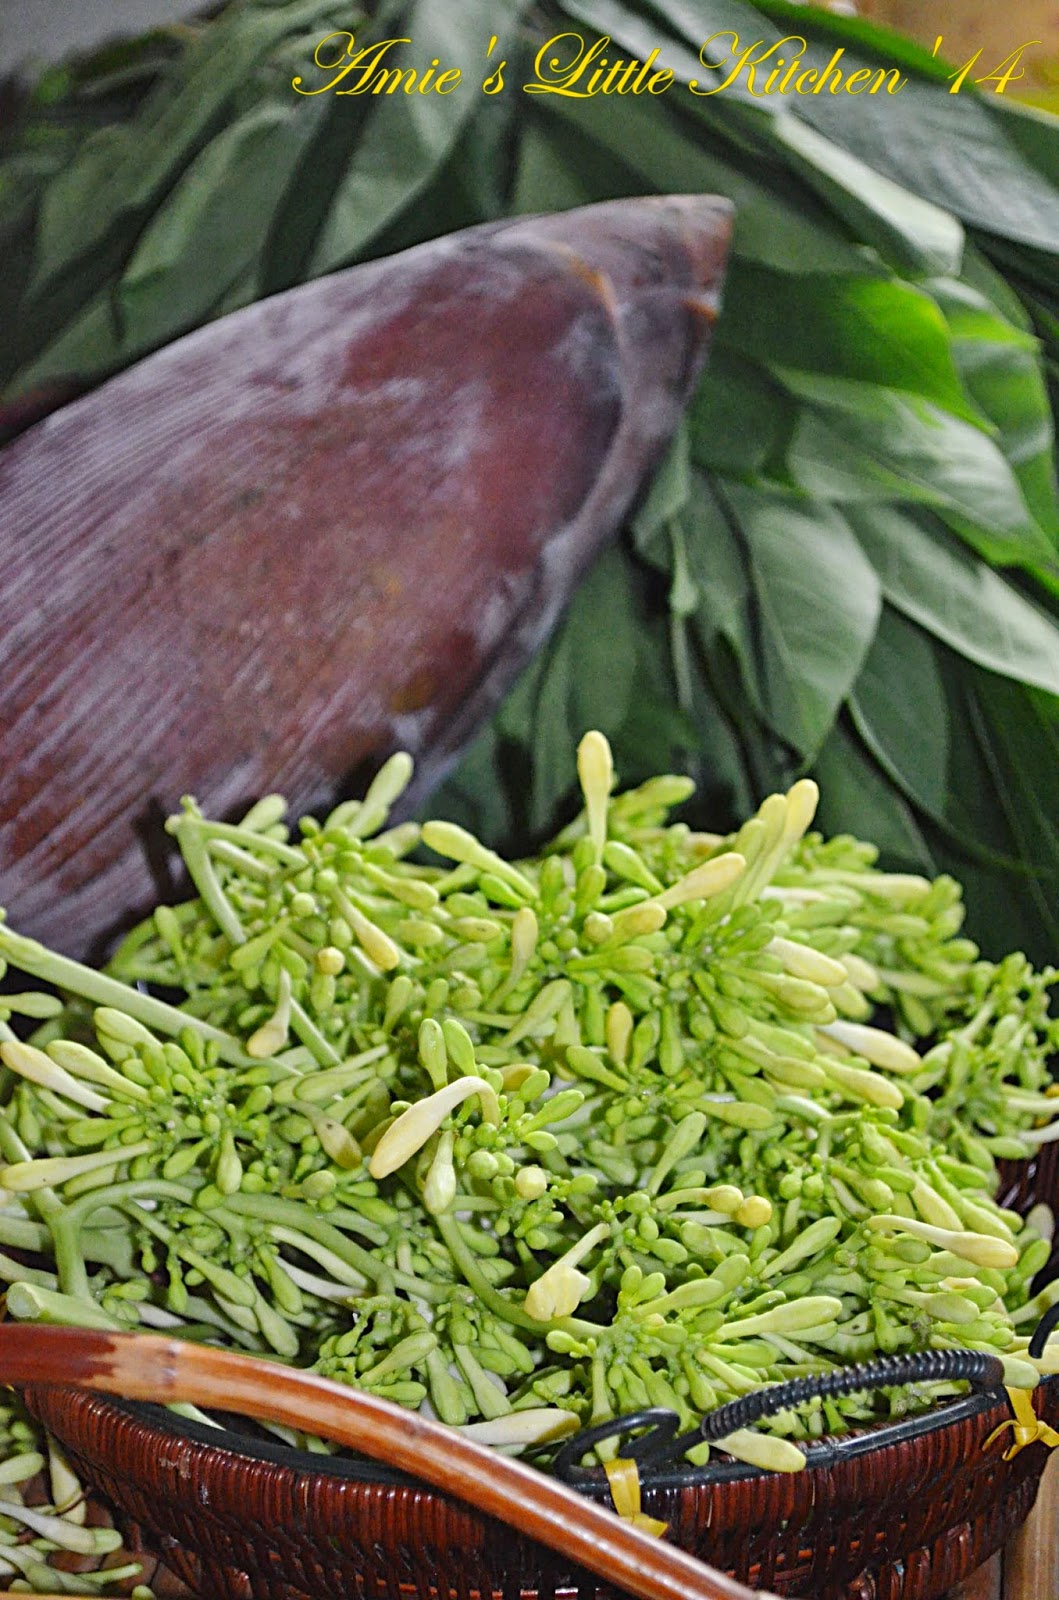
[603,1457,669,1537]
[984,1387,1059,1461]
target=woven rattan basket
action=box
[24,1372,1057,1600]
[21,1147,1059,1600]
[16,1145,1059,1593]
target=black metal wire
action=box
[696,1349,1004,1442]
[1030,1299,1059,1359]
[121,1335,1051,1499]
[550,1409,679,1482]
[121,1319,1048,1492]
[551,1347,1006,1482]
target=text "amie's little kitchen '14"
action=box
[293,29,1041,98]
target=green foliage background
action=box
[2,0,1058,961]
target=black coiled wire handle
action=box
[1030,1299,1059,1358]
[551,1348,1006,1482]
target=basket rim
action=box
[63,1371,1057,1497]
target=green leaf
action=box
[29,0,338,293]
[720,481,881,758]
[26,124,136,290]
[564,548,641,745]
[426,91,522,225]
[848,505,1059,697]
[958,240,1038,333]
[681,631,785,817]
[9,289,122,395]
[634,468,770,732]
[524,626,579,839]
[734,1,1059,261]
[717,263,975,417]
[309,0,532,274]
[848,609,952,821]
[812,720,935,872]
[984,97,1059,195]
[560,0,777,110]
[928,845,1053,966]
[680,482,752,660]
[433,539,698,846]
[929,671,1059,962]
[511,113,634,215]
[967,675,1059,936]
[847,610,1048,886]
[422,719,520,849]
[552,0,962,277]
[750,0,955,86]
[629,0,776,55]
[687,624,796,812]
[532,93,874,275]
[782,373,1057,573]
[630,425,693,551]
[615,619,703,782]
[0,153,63,376]
[927,275,1059,543]
[761,112,964,277]
[118,103,320,352]
[686,347,793,477]
[791,74,1059,255]
[253,0,405,294]
[1,132,138,388]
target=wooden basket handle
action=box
[0,1325,781,1600]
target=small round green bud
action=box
[735,1196,772,1229]
[315,946,346,976]
[302,1171,337,1199]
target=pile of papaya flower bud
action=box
[0,730,1057,1496]
[0,1393,148,1594]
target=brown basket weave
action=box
[23,1144,1059,1600]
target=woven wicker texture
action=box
[23,1142,1059,1600]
